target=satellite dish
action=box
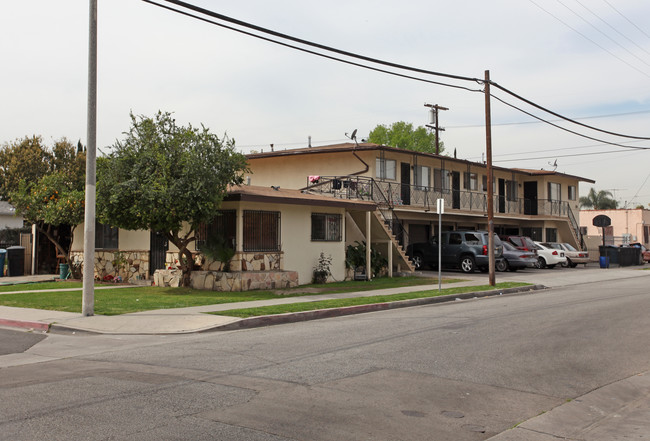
[350,129,357,140]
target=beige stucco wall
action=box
[580,209,650,245]
[0,214,24,230]
[71,223,150,251]
[73,201,350,286]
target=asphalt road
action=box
[0,328,46,355]
[1,276,649,440]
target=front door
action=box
[498,178,506,213]
[400,162,411,205]
[149,230,169,276]
[523,181,538,215]
[452,171,461,209]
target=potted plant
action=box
[313,252,332,284]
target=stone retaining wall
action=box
[165,251,283,272]
[153,269,299,291]
[71,250,150,283]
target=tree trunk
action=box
[35,222,70,272]
[167,231,196,288]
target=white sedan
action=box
[534,242,567,269]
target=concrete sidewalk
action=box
[1,264,649,335]
[0,276,536,335]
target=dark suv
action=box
[406,230,504,273]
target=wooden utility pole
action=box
[484,70,495,286]
[424,103,449,155]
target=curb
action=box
[210,284,547,332]
[0,318,50,332]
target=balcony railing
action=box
[305,175,572,218]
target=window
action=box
[434,169,450,192]
[311,213,342,241]
[376,158,396,180]
[548,182,561,201]
[568,185,576,201]
[522,227,543,241]
[482,175,488,192]
[545,228,557,242]
[95,221,119,249]
[243,210,281,252]
[464,172,478,191]
[414,165,430,189]
[196,210,236,250]
[448,232,462,245]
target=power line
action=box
[448,109,650,129]
[603,0,650,42]
[573,0,650,58]
[527,0,650,79]
[143,0,483,93]
[554,0,650,68]
[490,81,650,140]
[144,0,650,143]
[491,93,650,149]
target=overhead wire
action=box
[527,0,650,79]
[144,0,650,145]
[143,0,483,93]
[603,0,650,42]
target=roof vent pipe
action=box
[308,136,312,148]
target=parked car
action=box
[496,241,538,272]
[543,242,589,267]
[534,242,567,268]
[629,243,650,264]
[500,235,537,254]
[407,230,504,273]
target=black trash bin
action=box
[619,246,641,266]
[7,246,25,277]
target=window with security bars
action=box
[243,210,281,252]
[196,210,236,250]
[95,221,119,249]
[311,213,342,241]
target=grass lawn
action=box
[212,282,530,318]
[0,276,454,315]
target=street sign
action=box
[436,198,444,214]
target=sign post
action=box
[436,198,444,291]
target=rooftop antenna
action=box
[345,129,359,147]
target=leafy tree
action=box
[97,111,249,286]
[4,137,86,270]
[10,172,85,267]
[579,188,618,209]
[367,121,444,154]
[0,136,51,200]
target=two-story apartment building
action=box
[247,142,594,251]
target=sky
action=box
[2,0,650,206]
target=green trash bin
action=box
[59,263,70,280]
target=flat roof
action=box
[247,143,595,183]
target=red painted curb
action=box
[0,318,50,332]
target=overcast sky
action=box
[2,0,650,206]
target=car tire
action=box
[411,253,424,270]
[496,259,508,272]
[570,262,578,268]
[460,255,476,273]
[561,258,570,268]
[547,264,556,269]
[508,267,518,272]
[537,256,547,269]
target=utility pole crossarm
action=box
[424,103,449,155]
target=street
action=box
[1,273,649,440]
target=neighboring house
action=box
[70,185,380,286]
[0,201,23,230]
[246,142,594,250]
[580,208,650,254]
